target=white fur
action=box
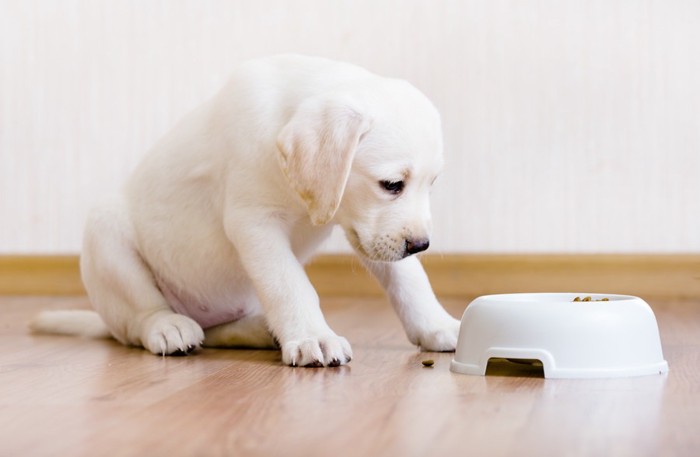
[31,55,459,366]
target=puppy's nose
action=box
[405,238,430,255]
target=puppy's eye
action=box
[380,180,404,195]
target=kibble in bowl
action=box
[573,296,610,302]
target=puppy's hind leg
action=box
[204,313,277,349]
[81,199,204,355]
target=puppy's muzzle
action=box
[404,238,430,256]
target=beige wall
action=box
[2,0,699,254]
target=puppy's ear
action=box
[277,97,371,225]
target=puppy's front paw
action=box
[282,334,353,367]
[142,313,205,356]
[413,317,461,352]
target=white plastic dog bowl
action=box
[450,293,669,379]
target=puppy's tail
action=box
[29,310,112,339]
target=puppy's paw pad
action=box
[143,314,205,356]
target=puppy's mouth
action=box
[345,228,371,258]
[345,228,408,263]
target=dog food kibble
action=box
[422,359,435,367]
[572,296,610,302]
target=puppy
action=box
[31,55,460,367]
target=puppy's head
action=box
[277,80,443,262]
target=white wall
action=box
[1,0,699,254]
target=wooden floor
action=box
[1,295,699,457]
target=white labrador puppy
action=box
[31,55,460,367]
